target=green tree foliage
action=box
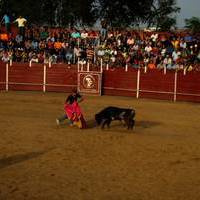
[0,0,180,28]
[61,0,95,27]
[158,17,176,31]
[0,0,42,23]
[93,0,154,27]
[147,0,180,29]
[185,17,200,33]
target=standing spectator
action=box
[13,16,27,38]
[1,13,11,33]
[100,19,108,43]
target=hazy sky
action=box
[176,0,200,27]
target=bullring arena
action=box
[1,63,200,200]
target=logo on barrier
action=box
[78,72,102,95]
[83,74,95,89]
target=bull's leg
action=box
[128,119,135,129]
[106,119,112,128]
[101,118,111,129]
[123,117,129,129]
[101,119,108,129]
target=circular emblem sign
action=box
[83,74,95,89]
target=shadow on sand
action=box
[0,149,54,169]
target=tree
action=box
[61,0,95,27]
[0,0,180,28]
[185,17,200,33]
[0,0,43,24]
[93,0,179,29]
[158,17,176,31]
[93,0,154,27]
[146,0,180,30]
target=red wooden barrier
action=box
[103,68,137,97]
[7,62,43,91]
[139,69,175,101]
[177,71,200,102]
[46,65,77,92]
[1,62,200,103]
[0,62,6,90]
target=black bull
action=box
[95,106,136,129]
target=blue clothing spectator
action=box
[1,14,11,33]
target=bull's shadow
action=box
[135,120,161,129]
[84,118,160,130]
[86,119,97,129]
[85,118,131,129]
[86,119,160,129]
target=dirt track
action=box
[0,91,200,200]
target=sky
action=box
[176,0,200,28]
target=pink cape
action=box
[64,101,82,121]
[64,101,87,129]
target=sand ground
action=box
[0,91,200,200]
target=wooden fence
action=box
[1,62,200,102]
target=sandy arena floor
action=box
[0,91,200,200]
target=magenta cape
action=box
[64,101,82,121]
[64,101,87,129]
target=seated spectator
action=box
[21,50,28,62]
[71,29,80,39]
[15,34,23,48]
[148,59,156,69]
[49,54,57,64]
[15,49,22,62]
[40,27,49,40]
[30,51,39,63]
[31,39,39,50]
[37,51,45,63]
[65,45,73,64]
[80,29,88,39]
[86,46,94,63]
[1,50,9,62]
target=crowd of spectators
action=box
[0,16,200,71]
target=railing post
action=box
[9,59,12,66]
[173,70,177,102]
[136,68,140,99]
[87,62,90,72]
[43,64,46,92]
[106,63,109,70]
[163,66,166,74]
[144,65,147,73]
[77,57,80,72]
[6,63,9,91]
[125,64,128,72]
[183,67,187,75]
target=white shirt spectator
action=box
[81,31,88,39]
[14,16,27,27]
[151,33,158,42]
[144,44,152,53]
